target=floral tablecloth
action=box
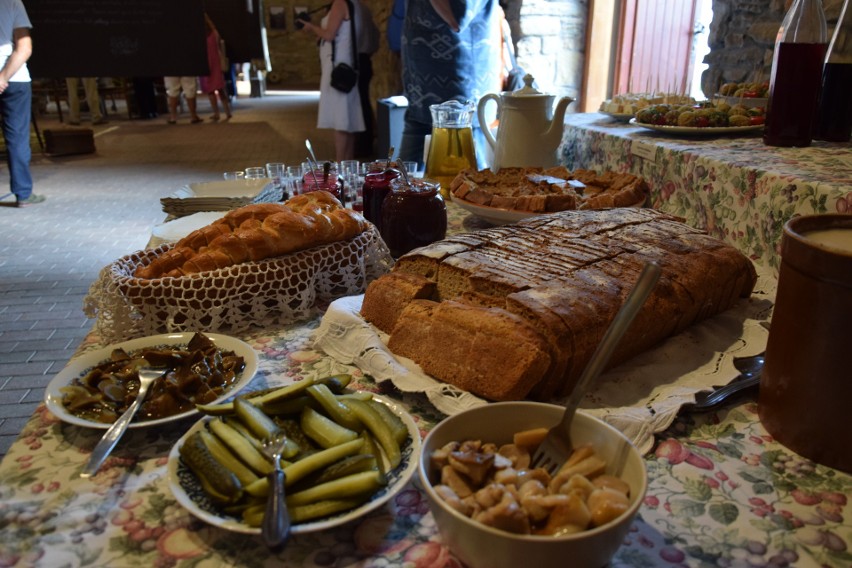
[1,317,851,568]
[559,113,852,270]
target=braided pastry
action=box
[135,191,368,279]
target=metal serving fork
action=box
[530,262,662,474]
[81,366,169,478]
[262,432,292,549]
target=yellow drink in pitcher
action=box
[425,126,477,198]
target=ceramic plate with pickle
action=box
[167,393,421,535]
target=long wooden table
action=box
[1,204,850,567]
[559,112,852,269]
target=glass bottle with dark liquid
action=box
[763,0,827,147]
[815,0,852,142]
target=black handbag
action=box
[330,0,358,93]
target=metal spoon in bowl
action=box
[80,366,169,478]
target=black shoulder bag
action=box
[330,0,359,93]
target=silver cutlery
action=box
[691,352,765,410]
[80,366,168,478]
[530,262,662,474]
[262,432,292,549]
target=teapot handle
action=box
[477,94,500,151]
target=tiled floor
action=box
[0,89,336,458]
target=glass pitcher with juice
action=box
[425,100,477,198]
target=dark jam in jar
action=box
[303,167,342,199]
[362,168,400,232]
[380,178,447,258]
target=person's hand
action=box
[430,0,459,32]
[0,78,9,95]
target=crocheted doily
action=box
[85,225,393,343]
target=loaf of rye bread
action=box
[360,208,757,401]
[135,191,368,278]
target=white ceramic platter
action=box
[629,118,763,136]
[451,195,538,225]
[44,332,259,429]
[600,111,634,122]
[167,393,421,535]
[172,179,271,199]
[151,211,227,244]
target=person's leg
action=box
[334,131,356,162]
[208,93,220,119]
[181,77,201,122]
[355,55,374,158]
[164,77,180,123]
[0,83,35,202]
[220,90,232,119]
[82,77,104,123]
[398,118,432,166]
[65,77,81,124]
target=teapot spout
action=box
[542,96,573,149]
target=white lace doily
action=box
[85,226,393,344]
[312,266,776,453]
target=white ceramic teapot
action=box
[478,74,573,171]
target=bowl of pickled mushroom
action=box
[417,401,647,568]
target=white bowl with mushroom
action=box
[418,401,647,568]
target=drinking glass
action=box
[224,171,245,180]
[266,163,286,189]
[245,167,266,179]
[403,161,421,178]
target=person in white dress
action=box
[302,0,365,161]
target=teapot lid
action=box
[508,74,548,97]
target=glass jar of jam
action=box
[302,162,342,200]
[380,178,447,258]
[362,166,400,232]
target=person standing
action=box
[302,0,365,161]
[199,14,232,121]
[65,77,105,125]
[354,0,379,158]
[163,76,202,124]
[0,0,43,207]
[398,0,502,168]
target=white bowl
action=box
[418,402,647,568]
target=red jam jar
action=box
[362,167,400,232]
[302,165,342,200]
[380,178,447,258]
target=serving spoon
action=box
[80,366,169,478]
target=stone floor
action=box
[0,88,337,458]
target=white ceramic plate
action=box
[151,212,227,244]
[171,179,271,199]
[44,332,258,429]
[600,111,634,122]
[452,195,538,225]
[167,393,421,535]
[629,118,763,136]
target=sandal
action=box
[167,119,177,125]
[209,115,220,121]
[190,117,203,124]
